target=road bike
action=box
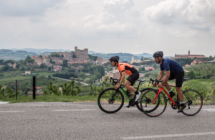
[97,77,157,113]
[140,78,203,117]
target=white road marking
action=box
[0,111,24,113]
[202,109,215,112]
[0,101,9,104]
[52,109,95,112]
[122,132,215,139]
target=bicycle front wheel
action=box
[98,88,124,114]
[182,89,203,116]
[136,88,159,113]
[140,89,167,117]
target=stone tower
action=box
[74,46,89,59]
[131,55,134,63]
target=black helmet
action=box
[109,56,119,61]
[153,51,163,57]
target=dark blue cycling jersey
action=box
[160,59,184,74]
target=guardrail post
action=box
[16,80,17,100]
[33,76,36,100]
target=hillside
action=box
[184,63,215,79]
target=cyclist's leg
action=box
[124,80,136,93]
[175,71,186,112]
[124,72,139,93]
[162,73,175,94]
[175,71,184,101]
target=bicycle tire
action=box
[136,88,159,113]
[98,88,124,114]
[182,89,203,116]
[140,89,167,117]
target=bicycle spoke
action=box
[182,89,203,116]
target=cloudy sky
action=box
[0,0,214,56]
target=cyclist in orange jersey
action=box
[109,56,141,108]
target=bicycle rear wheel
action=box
[182,89,203,116]
[98,88,124,114]
[140,89,167,117]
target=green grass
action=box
[0,75,32,81]
[183,79,215,93]
[1,95,98,103]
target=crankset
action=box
[129,99,136,106]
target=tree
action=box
[88,54,98,61]
[51,53,60,57]
[40,63,47,68]
[63,60,68,67]
[153,64,157,69]
[189,70,196,79]
[61,55,64,58]
[139,67,145,72]
[60,80,81,96]
[141,57,144,61]
[0,85,5,99]
[3,60,15,65]
[48,67,51,71]
[95,73,102,79]
[16,63,20,69]
[1,65,12,72]
[6,86,15,98]
[43,80,61,96]
[0,59,4,65]
[25,55,35,64]
[72,53,76,58]
[80,72,85,79]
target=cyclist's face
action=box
[154,57,161,64]
[154,57,158,63]
[110,61,115,66]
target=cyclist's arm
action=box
[119,71,126,85]
[162,71,170,84]
[158,70,164,80]
[118,72,122,81]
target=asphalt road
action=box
[0,102,215,140]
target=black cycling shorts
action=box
[127,72,139,86]
[169,71,184,87]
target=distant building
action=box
[102,69,120,81]
[146,67,154,71]
[75,46,89,59]
[96,57,103,65]
[102,59,109,64]
[171,50,206,59]
[131,55,142,64]
[12,63,17,69]
[7,63,13,67]
[28,87,43,96]
[23,71,31,75]
[190,59,207,66]
[53,65,62,71]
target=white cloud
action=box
[0,0,214,56]
[0,0,64,17]
[102,0,134,15]
[144,0,215,33]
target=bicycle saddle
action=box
[137,79,145,82]
[183,78,190,81]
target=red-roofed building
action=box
[171,50,206,59]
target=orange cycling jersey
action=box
[117,63,138,76]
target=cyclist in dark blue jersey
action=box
[153,51,186,113]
